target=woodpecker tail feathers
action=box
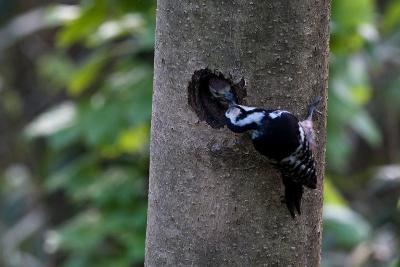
[282,175,303,218]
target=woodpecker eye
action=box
[188,68,246,128]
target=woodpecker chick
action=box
[208,77,237,104]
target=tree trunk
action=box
[146,0,330,266]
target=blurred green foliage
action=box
[328,0,379,170]
[30,0,155,266]
[324,0,400,266]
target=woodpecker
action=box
[209,78,320,218]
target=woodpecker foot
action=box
[306,96,323,121]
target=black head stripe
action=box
[236,108,266,121]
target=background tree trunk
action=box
[146,0,330,266]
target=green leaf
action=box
[70,96,125,147]
[37,53,76,89]
[59,210,104,251]
[116,124,149,153]
[58,1,106,47]
[326,129,352,171]
[332,0,374,31]
[323,178,347,206]
[46,154,97,193]
[87,14,146,46]
[105,0,156,14]
[48,125,81,150]
[68,50,108,95]
[382,1,400,32]
[323,205,371,249]
[351,110,382,146]
[331,0,375,52]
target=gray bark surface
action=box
[146,0,330,266]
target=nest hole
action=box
[188,68,246,128]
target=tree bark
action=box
[146,0,330,266]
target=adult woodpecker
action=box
[209,77,320,218]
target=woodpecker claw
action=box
[306,96,323,121]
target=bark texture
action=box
[146,0,330,266]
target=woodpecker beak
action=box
[208,78,237,104]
